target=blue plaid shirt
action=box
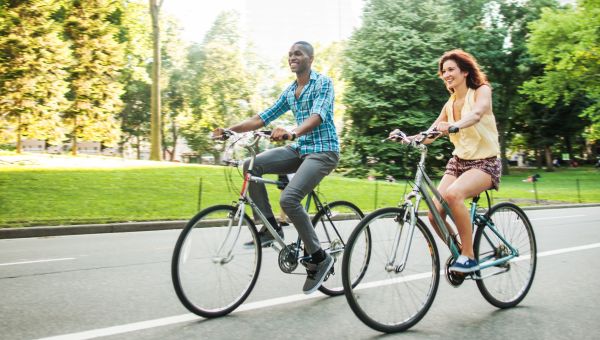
[259,71,339,155]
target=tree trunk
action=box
[16,113,22,154]
[136,135,141,160]
[499,131,510,175]
[544,145,554,172]
[71,118,78,156]
[149,0,163,161]
[170,119,177,161]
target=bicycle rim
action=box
[171,205,261,317]
[342,207,439,333]
[312,201,366,296]
[475,202,537,308]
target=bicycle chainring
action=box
[445,256,465,287]
[278,244,299,273]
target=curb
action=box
[1,203,599,240]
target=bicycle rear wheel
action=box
[342,207,440,333]
[474,202,537,308]
[171,205,261,318]
[311,200,367,296]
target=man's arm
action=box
[271,114,322,141]
[213,115,264,137]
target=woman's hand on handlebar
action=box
[388,129,414,144]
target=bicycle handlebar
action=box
[387,129,443,146]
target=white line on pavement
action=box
[529,214,586,221]
[37,242,600,340]
[0,258,75,266]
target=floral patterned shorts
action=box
[444,156,502,190]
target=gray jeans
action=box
[243,146,339,254]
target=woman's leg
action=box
[443,169,492,258]
[427,174,457,240]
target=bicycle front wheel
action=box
[342,207,440,333]
[311,200,367,296]
[474,202,537,308]
[171,205,261,318]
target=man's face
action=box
[288,44,312,74]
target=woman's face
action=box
[441,59,468,91]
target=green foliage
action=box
[522,0,600,141]
[340,0,452,178]
[179,11,256,158]
[0,0,72,149]
[63,0,126,150]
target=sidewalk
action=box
[1,203,599,239]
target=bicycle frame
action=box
[218,131,330,260]
[389,137,518,276]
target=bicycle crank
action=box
[278,244,299,273]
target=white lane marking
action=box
[0,258,75,266]
[529,215,585,221]
[37,242,600,340]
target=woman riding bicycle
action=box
[391,49,501,273]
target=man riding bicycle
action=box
[213,41,339,294]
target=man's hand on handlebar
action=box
[212,128,232,140]
[270,127,294,141]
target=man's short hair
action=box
[293,41,314,57]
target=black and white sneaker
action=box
[302,253,334,294]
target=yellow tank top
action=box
[445,88,500,160]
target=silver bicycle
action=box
[171,131,371,317]
[341,129,537,333]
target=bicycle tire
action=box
[171,205,261,318]
[311,200,368,296]
[474,202,537,308]
[342,207,440,333]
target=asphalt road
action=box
[1,206,599,340]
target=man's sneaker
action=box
[302,253,334,294]
[243,228,284,248]
[449,255,480,273]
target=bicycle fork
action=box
[385,205,417,273]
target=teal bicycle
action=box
[341,129,537,333]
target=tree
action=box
[160,15,189,161]
[63,0,125,155]
[522,0,600,142]
[148,0,164,160]
[341,0,452,178]
[119,0,152,159]
[0,0,71,153]
[179,11,255,162]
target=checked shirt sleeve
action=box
[258,90,290,126]
[309,77,334,121]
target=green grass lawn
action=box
[1,160,599,227]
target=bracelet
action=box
[291,131,297,141]
[448,125,460,134]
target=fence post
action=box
[533,180,539,204]
[197,177,203,211]
[576,178,581,203]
